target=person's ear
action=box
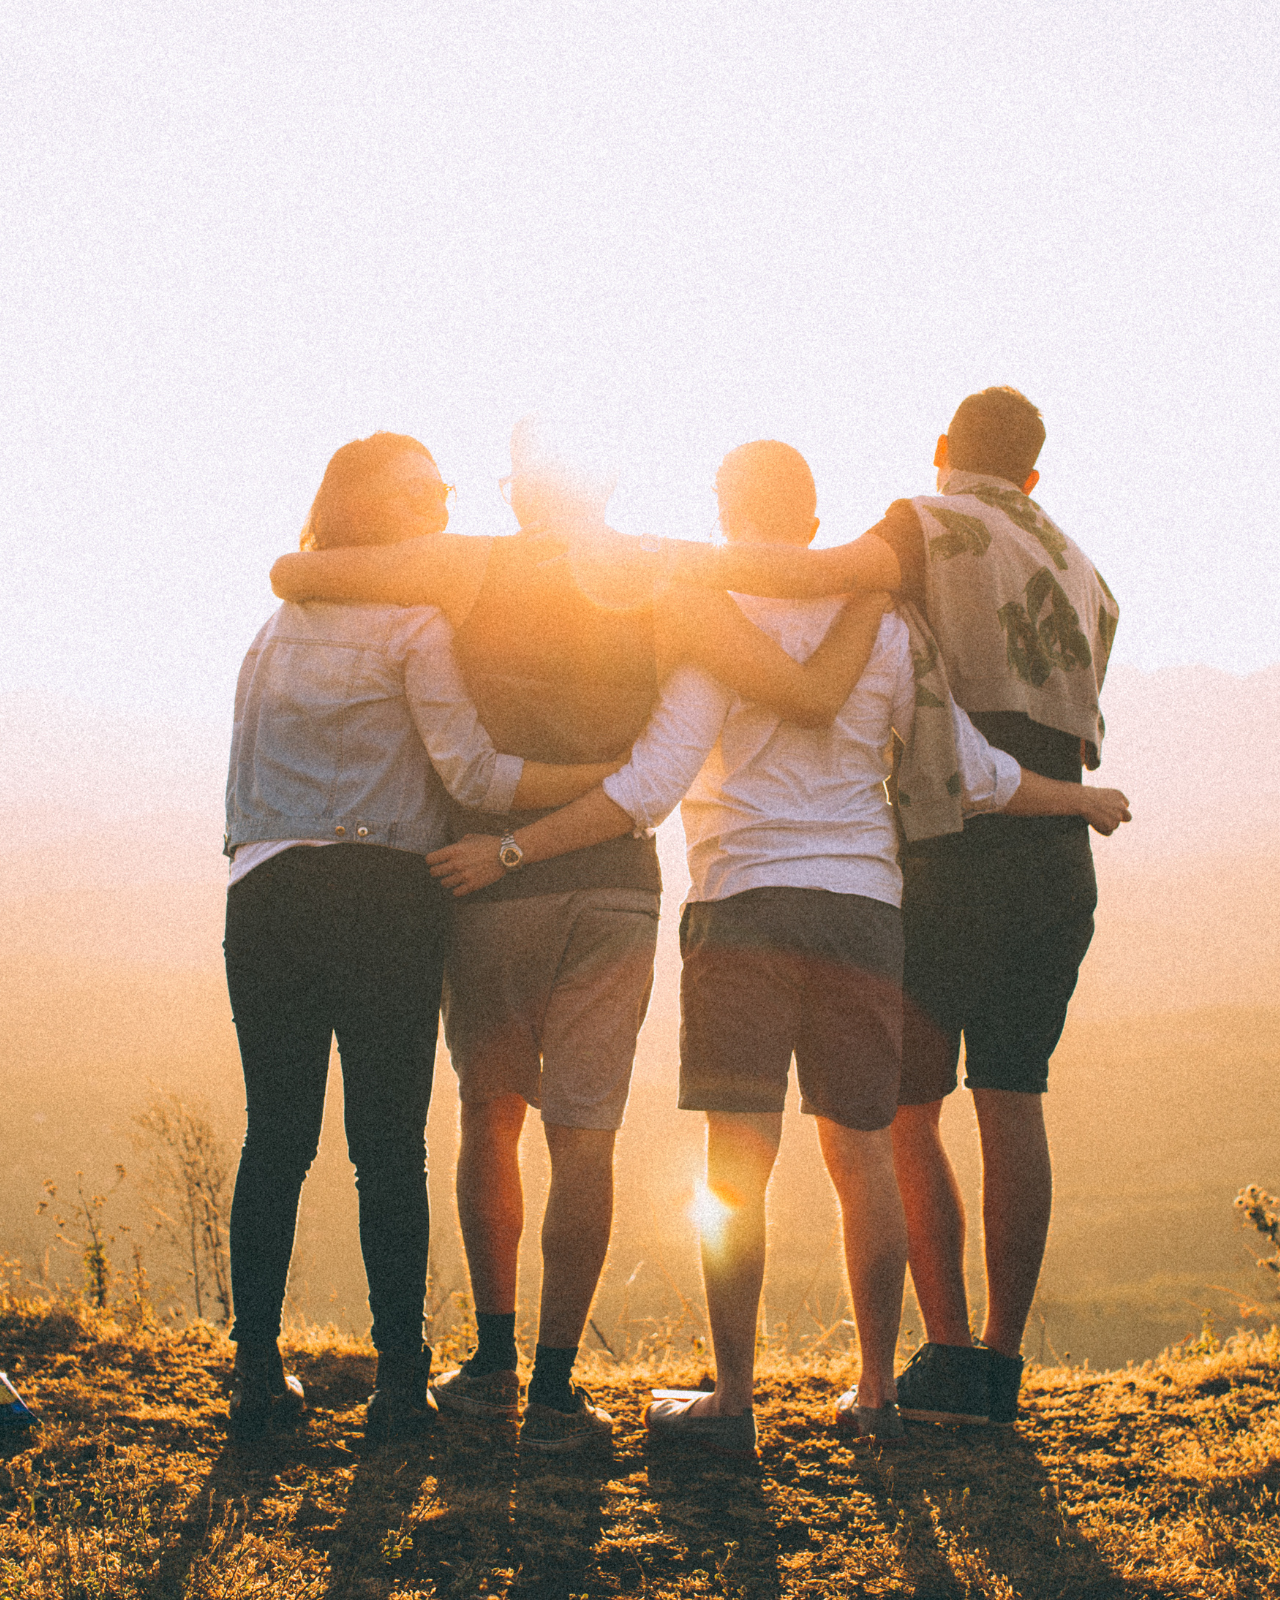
[933,434,949,470]
[1023,469,1040,495]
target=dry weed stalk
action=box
[133,1094,233,1326]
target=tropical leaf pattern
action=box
[964,485,1070,571]
[927,508,992,561]
[910,631,946,707]
[999,567,1093,686]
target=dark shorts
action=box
[899,828,1097,1102]
[678,887,904,1132]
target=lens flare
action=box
[689,1181,732,1250]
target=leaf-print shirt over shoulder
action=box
[871,471,1118,770]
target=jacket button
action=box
[334,825,346,836]
[357,826,369,838]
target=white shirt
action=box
[602,599,1021,909]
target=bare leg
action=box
[973,1088,1052,1358]
[456,1093,527,1315]
[817,1119,908,1410]
[689,1112,782,1418]
[891,1100,973,1347]
[537,1122,618,1348]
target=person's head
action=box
[505,413,618,530]
[300,432,451,550]
[935,387,1045,493]
[715,440,819,546]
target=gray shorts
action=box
[679,887,904,1131]
[442,888,660,1130]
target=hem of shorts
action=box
[536,1108,629,1131]
[962,1076,1050,1095]
[797,1101,895,1132]
[678,1096,787,1116]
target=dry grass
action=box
[3,1293,1280,1599]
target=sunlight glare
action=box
[689,1181,732,1250]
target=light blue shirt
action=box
[225,601,522,860]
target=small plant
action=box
[37,1166,129,1308]
[1234,1185,1280,1287]
[133,1093,233,1325]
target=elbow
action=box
[269,557,294,599]
[791,692,842,730]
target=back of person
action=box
[450,528,662,901]
[227,599,516,860]
[680,599,909,906]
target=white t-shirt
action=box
[602,599,1021,909]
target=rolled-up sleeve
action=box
[951,702,1022,815]
[602,666,730,832]
[401,609,525,811]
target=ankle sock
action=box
[467,1312,518,1374]
[527,1344,578,1411]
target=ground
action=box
[2,1302,1280,1599]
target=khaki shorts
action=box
[442,888,660,1130]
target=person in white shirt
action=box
[428,441,1130,1453]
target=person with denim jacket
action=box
[222,432,618,1443]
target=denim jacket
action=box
[225,602,523,858]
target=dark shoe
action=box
[520,1386,613,1454]
[644,1393,757,1460]
[366,1347,439,1443]
[431,1361,521,1421]
[834,1386,905,1443]
[976,1342,1024,1424]
[895,1343,990,1425]
[229,1342,305,1442]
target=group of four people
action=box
[222,387,1128,1455]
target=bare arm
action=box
[661,530,902,598]
[511,759,624,809]
[1004,771,1132,835]
[655,586,888,728]
[270,532,491,627]
[427,788,634,896]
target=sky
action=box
[3,0,1277,720]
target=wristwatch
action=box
[498,834,524,871]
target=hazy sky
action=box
[4,1,1277,718]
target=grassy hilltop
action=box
[3,1296,1280,1600]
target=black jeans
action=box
[224,845,446,1352]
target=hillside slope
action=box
[2,1303,1279,1599]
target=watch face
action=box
[499,842,523,869]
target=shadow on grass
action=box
[858,1425,1134,1600]
[645,1442,781,1599]
[506,1445,612,1598]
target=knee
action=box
[239,1126,319,1183]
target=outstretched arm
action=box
[429,666,727,896]
[270,532,491,627]
[661,530,902,598]
[511,759,624,809]
[1004,771,1132,835]
[655,586,888,728]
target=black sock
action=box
[468,1312,518,1374]
[527,1344,578,1410]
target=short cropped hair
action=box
[301,432,437,550]
[946,388,1045,486]
[715,440,817,542]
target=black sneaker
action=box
[229,1342,305,1442]
[366,1347,439,1443]
[976,1342,1024,1424]
[895,1343,990,1425]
